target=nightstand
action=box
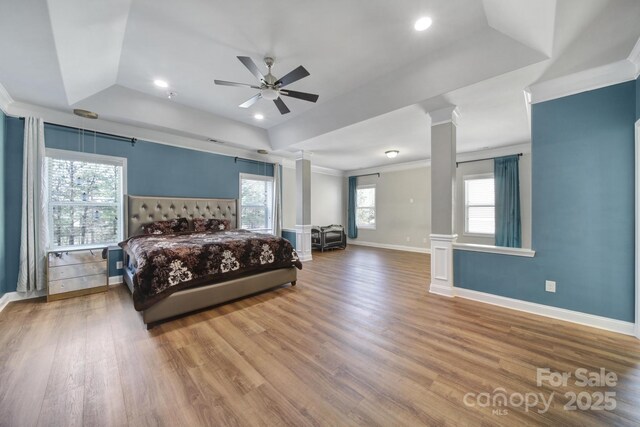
[47,247,109,301]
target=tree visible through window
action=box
[464,175,495,235]
[240,174,274,233]
[356,185,376,228]
[47,150,125,248]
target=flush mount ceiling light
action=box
[73,109,98,119]
[414,16,433,31]
[154,79,169,88]
[386,150,399,159]
[254,113,264,120]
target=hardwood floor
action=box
[1,245,639,426]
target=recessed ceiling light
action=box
[386,150,399,159]
[254,113,264,120]
[154,79,169,88]
[414,16,432,31]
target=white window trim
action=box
[45,148,127,250]
[356,183,376,230]
[464,173,495,237]
[238,173,275,233]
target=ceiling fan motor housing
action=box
[214,55,318,115]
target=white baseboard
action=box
[454,287,635,336]
[349,240,430,254]
[429,283,455,297]
[0,289,47,313]
[109,275,123,285]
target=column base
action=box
[429,234,457,297]
[295,224,313,262]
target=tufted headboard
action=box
[126,195,237,237]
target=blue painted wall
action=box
[0,109,5,297]
[282,229,296,249]
[454,81,636,322]
[3,117,273,291]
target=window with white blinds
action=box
[46,149,126,249]
[464,175,495,235]
[239,173,274,233]
[356,185,376,229]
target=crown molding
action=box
[4,101,281,163]
[344,159,431,177]
[311,165,343,176]
[281,159,342,176]
[527,59,637,104]
[344,142,531,177]
[629,36,640,78]
[0,82,14,114]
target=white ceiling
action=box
[0,0,639,170]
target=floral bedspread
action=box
[119,229,302,311]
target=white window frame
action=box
[238,172,274,233]
[356,184,377,230]
[45,148,127,250]
[464,173,495,237]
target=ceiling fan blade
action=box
[239,93,262,108]
[280,89,319,103]
[273,97,290,115]
[237,56,265,82]
[275,65,310,87]
[214,80,261,89]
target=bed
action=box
[121,195,300,328]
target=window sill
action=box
[453,243,535,258]
[48,243,114,253]
[357,225,376,230]
[246,229,274,234]
[463,232,495,238]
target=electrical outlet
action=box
[116,261,123,269]
[406,236,411,242]
[545,280,556,293]
[409,198,414,204]
[423,237,427,243]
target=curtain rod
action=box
[234,156,274,166]
[456,153,522,167]
[352,172,380,178]
[19,118,138,146]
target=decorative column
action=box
[428,107,459,297]
[295,151,313,262]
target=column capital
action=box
[295,150,312,161]
[427,106,460,127]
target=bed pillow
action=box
[142,218,189,235]
[193,218,232,232]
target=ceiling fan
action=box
[214,56,319,115]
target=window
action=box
[356,185,376,229]
[46,149,126,249]
[239,173,274,233]
[464,174,494,235]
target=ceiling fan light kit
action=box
[214,56,319,115]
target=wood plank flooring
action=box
[1,246,639,426]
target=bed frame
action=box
[123,195,297,328]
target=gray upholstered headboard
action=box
[126,195,237,237]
